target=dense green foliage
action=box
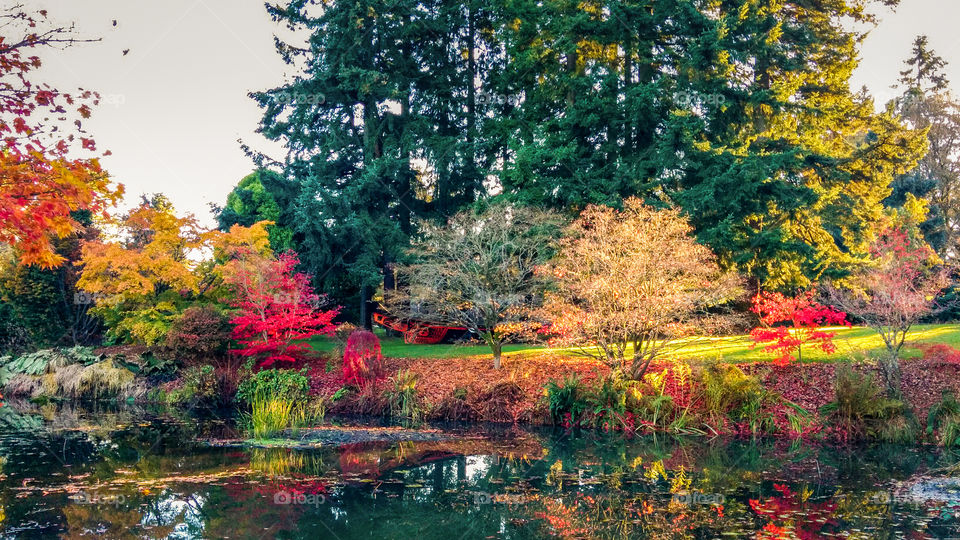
[0,211,99,354]
[250,0,489,322]
[164,365,219,406]
[544,375,586,424]
[250,0,924,309]
[236,368,309,405]
[927,390,960,447]
[214,170,293,252]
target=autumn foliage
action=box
[385,202,562,369]
[226,251,338,367]
[827,227,951,394]
[749,291,849,367]
[541,199,742,377]
[163,305,232,364]
[0,6,122,267]
[749,483,840,539]
[77,198,207,345]
[342,330,382,389]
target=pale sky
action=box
[26,0,960,226]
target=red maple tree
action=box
[749,290,849,367]
[826,227,950,395]
[226,251,338,367]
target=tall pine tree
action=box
[251,0,486,325]
[254,0,925,317]
[490,0,923,289]
[889,35,960,258]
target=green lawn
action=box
[306,331,544,359]
[671,324,960,364]
[308,324,960,363]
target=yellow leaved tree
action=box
[77,195,272,345]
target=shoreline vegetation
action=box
[9,1,960,535]
[4,324,960,447]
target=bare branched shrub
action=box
[826,227,951,396]
[386,202,564,368]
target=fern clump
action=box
[821,365,916,442]
[543,374,587,426]
[927,390,960,447]
[700,362,780,435]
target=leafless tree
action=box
[825,227,951,396]
[385,202,564,369]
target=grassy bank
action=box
[7,324,960,446]
[306,334,543,359]
[302,323,960,445]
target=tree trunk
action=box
[465,1,478,199]
[360,284,373,330]
[381,253,399,337]
[491,340,503,369]
[879,353,903,398]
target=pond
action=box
[1,401,959,539]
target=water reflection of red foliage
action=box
[749,484,838,539]
[254,478,329,498]
[757,522,790,539]
[338,443,382,476]
[215,480,311,538]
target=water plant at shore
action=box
[927,390,960,447]
[820,365,917,443]
[384,369,424,425]
[236,367,309,405]
[246,388,324,440]
[544,375,585,426]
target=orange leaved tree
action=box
[541,199,743,378]
[0,5,122,267]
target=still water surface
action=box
[1,401,959,539]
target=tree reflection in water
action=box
[0,403,958,538]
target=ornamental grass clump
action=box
[385,369,424,425]
[247,388,318,440]
[77,359,135,399]
[927,390,960,447]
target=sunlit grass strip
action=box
[308,324,960,364]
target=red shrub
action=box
[228,251,339,367]
[913,343,960,367]
[342,330,382,388]
[749,290,849,366]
